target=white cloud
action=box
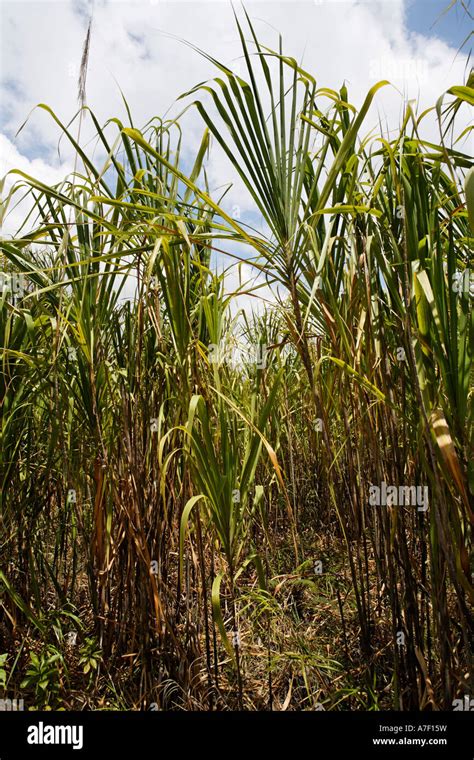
[1,1,470,156]
[0,133,71,236]
[0,0,470,300]
[0,133,70,186]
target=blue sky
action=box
[407,0,471,48]
[0,0,471,260]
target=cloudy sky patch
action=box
[0,0,471,309]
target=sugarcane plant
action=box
[0,11,472,710]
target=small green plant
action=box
[78,638,102,676]
[0,654,8,690]
[20,648,63,708]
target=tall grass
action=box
[0,15,472,710]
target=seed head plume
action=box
[77,18,92,107]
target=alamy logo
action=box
[27,721,83,750]
[0,698,24,711]
[369,481,428,512]
[0,272,26,299]
[208,342,267,369]
[452,695,474,711]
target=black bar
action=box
[0,710,472,758]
